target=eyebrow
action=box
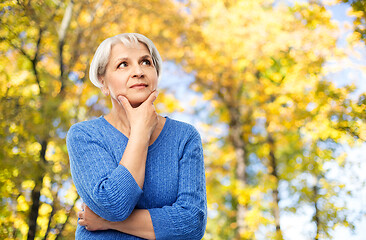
[114,55,152,65]
[115,57,128,63]
[139,55,152,61]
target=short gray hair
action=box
[89,33,163,88]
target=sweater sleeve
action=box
[148,130,207,240]
[66,125,143,222]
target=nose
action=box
[132,65,144,78]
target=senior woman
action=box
[66,33,207,240]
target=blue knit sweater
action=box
[67,116,207,239]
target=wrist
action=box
[108,220,126,232]
[129,129,151,143]
[108,220,116,230]
[100,218,111,230]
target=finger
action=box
[78,219,86,226]
[146,91,158,105]
[77,211,84,219]
[81,202,86,211]
[118,95,132,111]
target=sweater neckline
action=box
[99,115,170,151]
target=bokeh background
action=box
[1,0,365,239]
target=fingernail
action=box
[117,96,124,103]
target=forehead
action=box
[110,42,151,59]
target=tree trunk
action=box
[27,140,48,240]
[58,0,74,92]
[313,178,320,240]
[235,141,247,239]
[228,105,249,239]
[27,177,42,240]
[268,134,283,240]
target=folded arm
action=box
[78,205,155,240]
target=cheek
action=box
[149,71,159,88]
[108,76,127,91]
[151,79,158,89]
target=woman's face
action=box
[100,42,158,108]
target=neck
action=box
[105,99,131,137]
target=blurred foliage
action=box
[0,0,365,240]
[177,0,365,239]
[0,0,186,239]
[340,0,366,44]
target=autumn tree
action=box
[175,0,364,239]
[0,0,186,239]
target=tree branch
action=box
[31,26,44,95]
[58,0,74,93]
[42,194,57,240]
[0,22,32,60]
[55,195,80,240]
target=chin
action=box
[128,96,149,108]
[129,101,143,108]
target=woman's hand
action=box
[118,91,159,140]
[78,203,110,231]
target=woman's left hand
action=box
[78,203,110,231]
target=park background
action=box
[1,0,365,239]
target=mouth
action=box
[130,83,148,89]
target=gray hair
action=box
[89,33,163,88]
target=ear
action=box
[99,76,110,96]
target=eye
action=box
[118,62,128,68]
[141,59,151,66]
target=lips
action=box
[130,83,148,88]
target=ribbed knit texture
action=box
[67,116,207,240]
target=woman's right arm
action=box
[117,92,158,189]
[67,126,143,222]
